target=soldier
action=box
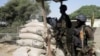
[72,14,94,56]
[55,4,72,56]
[58,4,72,28]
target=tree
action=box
[0,0,50,25]
[70,5,100,19]
[0,0,50,32]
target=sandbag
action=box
[19,33,44,42]
[20,27,44,35]
[13,47,29,56]
[24,21,51,28]
[43,44,56,52]
[55,48,65,56]
[40,55,46,56]
[16,39,44,49]
[28,47,46,56]
[13,46,46,56]
[51,38,56,45]
[50,44,56,51]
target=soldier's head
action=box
[60,4,67,14]
[76,14,87,26]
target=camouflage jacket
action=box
[72,25,94,48]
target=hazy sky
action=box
[0,0,8,6]
[0,0,100,18]
[48,0,100,18]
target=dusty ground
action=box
[0,42,19,56]
[94,27,100,49]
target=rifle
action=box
[78,26,85,56]
[79,25,95,56]
[80,26,84,49]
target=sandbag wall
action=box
[13,19,65,56]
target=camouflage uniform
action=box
[55,14,72,56]
[72,25,94,56]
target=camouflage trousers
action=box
[56,35,72,56]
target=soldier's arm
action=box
[65,15,72,28]
[85,26,94,40]
[85,26,94,47]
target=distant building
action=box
[71,19,100,27]
[86,19,100,27]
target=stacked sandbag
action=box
[16,39,44,49]
[13,46,46,56]
[13,47,29,56]
[16,19,47,48]
[18,33,44,42]
[14,19,64,56]
[55,48,65,56]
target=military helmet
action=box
[76,14,87,22]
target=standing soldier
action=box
[58,4,72,28]
[72,14,94,56]
[55,4,72,56]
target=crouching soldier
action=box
[72,14,95,56]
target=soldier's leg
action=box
[62,36,71,56]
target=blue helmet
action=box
[76,14,87,22]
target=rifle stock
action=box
[80,26,84,50]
